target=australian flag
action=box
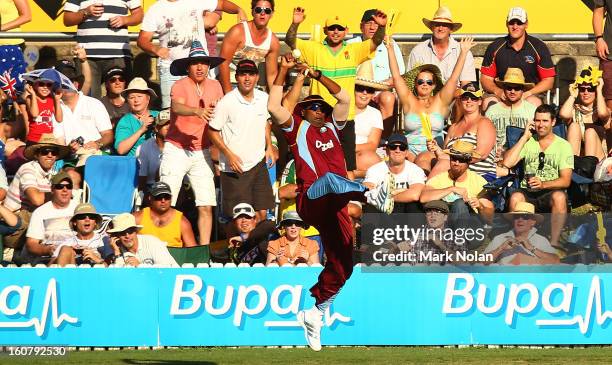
[0,46,27,101]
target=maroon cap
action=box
[236,59,258,74]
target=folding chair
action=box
[82,156,139,227]
[167,245,210,266]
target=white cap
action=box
[232,203,256,219]
[507,7,527,23]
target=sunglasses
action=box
[76,214,98,221]
[450,154,471,163]
[53,183,73,190]
[109,76,125,83]
[254,6,272,14]
[283,220,304,228]
[117,227,138,236]
[355,85,376,94]
[538,151,545,171]
[504,84,523,91]
[578,86,595,93]
[327,25,346,32]
[431,22,451,28]
[513,214,534,221]
[38,148,59,156]
[306,102,326,112]
[388,144,407,151]
[36,82,54,88]
[507,19,525,26]
[416,79,434,86]
[153,194,171,201]
[460,94,480,101]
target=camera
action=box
[71,136,84,146]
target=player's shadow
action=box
[121,360,217,365]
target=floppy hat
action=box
[121,77,157,99]
[442,140,481,159]
[24,133,71,160]
[325,15,348,28]
[424,200,449,214]
[355,60,391,91]
[503,202,544,223]
[494,68,535,90]
[277,210,310,229]
[232,203,256,219]
[170,40,224,76]
[296,95,334,116]
[422,6,462,32]
[70,202,103,228]
[107,213,143,233]
[402,64,444,95]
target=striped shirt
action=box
[64,0,142,59]
[5,161,53,212]
[447,133,497,178]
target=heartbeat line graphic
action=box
[0,279,79,336]
[536,276,612,334]
[264,308,351,328]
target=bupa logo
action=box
[315,139,334,152]
[170,275,351,328]
[0,279,79,336]
[442,273,612,334]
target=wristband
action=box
[595,35,604,42]
[312,70,322,80]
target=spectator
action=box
[484,68,537,160]
[427,83,497,181]
[485,202,560,264]
[70,45,93,96]
[352,65,385,176]
[407,6,476,86]
[502,104,574,248]
[108,213,178,266]
[348,9,405,135]
[160,41,224,246]
[421,140,494,225]
[209,59,275,221]
[138,0,245,107]
[22,171,77,265]
[22,71,63,143]
[480,7,555,108]
[387,36,475,166]
[559,66,610,161]
[137,110,170,191]
[226,202,276,264]
[266,210,319,265]
[593,0,612,110]
[3,135,71,250]
[0,0,31,101]
[54,203,114,267]
[63,0,144,99]
[114,78,159,156]
[134,182,197,248]
[100,67,130,127]
[364,134,426,213]
[218,0,279,93]
[0,201,22,263]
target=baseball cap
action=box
[360,9,377,23]
[51,171,72,185]
[424,200,449,214]
[236,59,258,74]
[457,82,484,98]
[325,15,348,28]
[103,67,126,83]
[150,182,172,197]
[507,7,527,23]
[232,203,256,219]
[55,59,80,80]
[155,109,171,126]
[386,133,408,147]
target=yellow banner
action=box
[24,0,593,34]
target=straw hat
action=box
[503,202,544,224]
[494,68,535,90]
[355,60,391,91]
[170,40,224,76]
[24,133,71,160]
[121,77,157,99]
[422,6,462,32]
[402,64,444,95]
[107,213,143,233]
[442,140,481,159]
[69,202,103,228]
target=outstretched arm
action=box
[369,10,388,51]
[385,36,416,113]
[286,7,305,49]
[268,56,295,128]
[438,37,475,105]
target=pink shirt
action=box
[167,77,223,151]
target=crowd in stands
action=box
[0,0,611,267]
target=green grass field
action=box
[2,347,612,365]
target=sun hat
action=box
[69,202,103,228]
[355,60,391,91]
[24,133,71,160]
[277,210,310,229]
[107,213,143,233]
[494,68,535,90]
[170,40,224,76]
[422,6,462,32]
[295,95,334,116]
[402,64,444,95]
[232,203,256,219]
[503,202,544,223]
[442,140,481,159]
[121,77,157,99]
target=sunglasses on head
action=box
[36,82,54,88]
[109,76,125,83]
[450,154,471,163]
[153,194,171,201]
[504,84,523,91]
[578,86,595,93]
[460,94,480,101]
[387,143,407,151]
[416,79,434,86]
[53,182,73,190]
[39,147,59,156]
[355,85,376,94]
[327,25,346,32]
[76,213,98,221]
[254,6,272,14]
[233,207,255,217]
[514,214,534,221]
[538,151,545,171]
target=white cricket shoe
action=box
[297,308,323,351]
[366,172,395,214]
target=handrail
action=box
[0,32,596,42]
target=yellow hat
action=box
[325,15,348,28]
[442,140,481,160]
[503,202,544,223]
[494,68,535,90]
